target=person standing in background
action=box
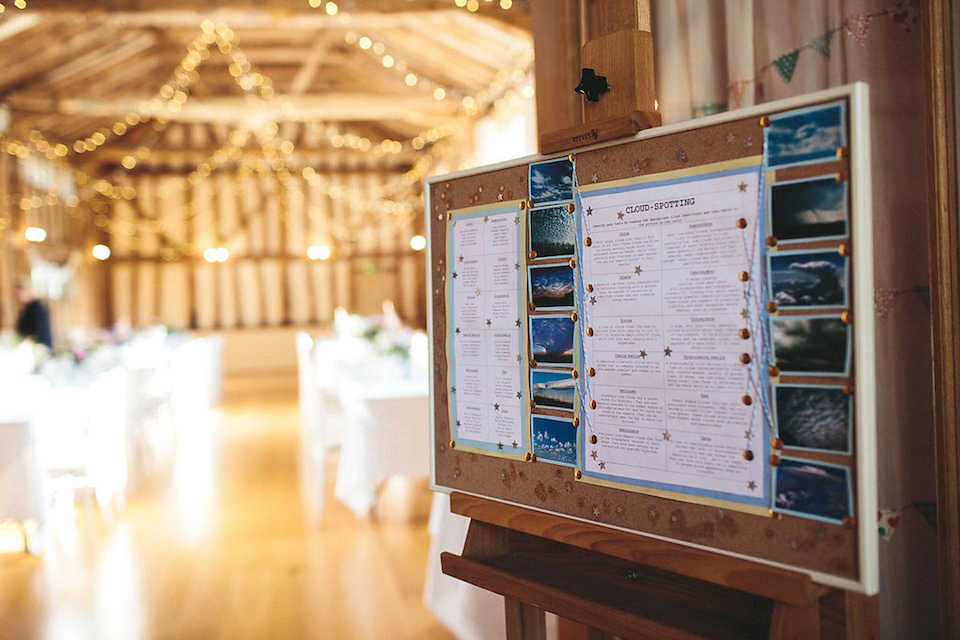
[14,276,52,350]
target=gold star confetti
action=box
[738,182,748,192]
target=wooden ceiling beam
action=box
[289,32,347,95]
[37,32,159,91]
[0,13,41,43]
[85,146,420,167]
[0,23,114,88]
[7,91,457,124]
[12,9,507,31]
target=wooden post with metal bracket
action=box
[532,0,661,155]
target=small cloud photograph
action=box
[774,458,852,523]
[768,249,847,309]
[530,315,575,365]
[769,176,847,243]
[771,315,849,375]
[532,415,577,466]
[766,102,845,168]
[774,385,851,453]
[529,204,576,258]
[529,157,574,205]
[531,370,576,410]
[529,264,575,309]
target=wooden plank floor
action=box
[0,376,455,640]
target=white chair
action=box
[35,367,129,528]
[296,332,339,524]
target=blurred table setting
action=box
[0,326,222,550]
[297,306,431,520]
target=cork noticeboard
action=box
[426,84,877,594]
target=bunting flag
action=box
[891,0,921,32]
[772,50,800,83]
[844,12,873,46]
[877,501,937,541]
[726,3,919,103]
[878,509,901,540]
[912,500,937,529]
[809,29,835,59]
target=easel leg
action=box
[557,617,610,640]
[768,601,820,640]
[844,592,879,639]
[505,597,547,640]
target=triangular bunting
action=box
[877,508,901,541]
[772,50,800,83]
[844,12,873,46]
[810,29,835,58]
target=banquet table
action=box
[333,361,430,517]
[0,419,45,525]
[0,375,49,546]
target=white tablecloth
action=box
[333,367,430,517]
[0,420,45,524]
[0,375,48,525]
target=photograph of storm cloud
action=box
[530,316,575,365]
[529,204,576,258]
[531,369,576,409]
[774,458,851,522]
[766,102,845,168]
[532,415,577,465]
[768,250,847,308]
[529,264,575,309]
[771,315,849,374]
[769,177,847,242]
[774,385,851,453]
[529,157,574,205]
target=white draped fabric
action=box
[652,2,933,636]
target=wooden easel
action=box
[440,4,879,638]
[442,493,877,640]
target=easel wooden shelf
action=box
[441,493,876,640]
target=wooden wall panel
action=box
[88,162,428,335]
[159,176,186,248]
[263,177,282,256]
[310,260,334,323]
[133,262,157,326]
[159,262,190,329]
[259,259,282,326]
[236,259,261,327]
[193,262,216,329]
[111,264,133,327]
[286,261,310,325]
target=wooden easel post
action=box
[532,0,661,155]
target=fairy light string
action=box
[1,15,534,255]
